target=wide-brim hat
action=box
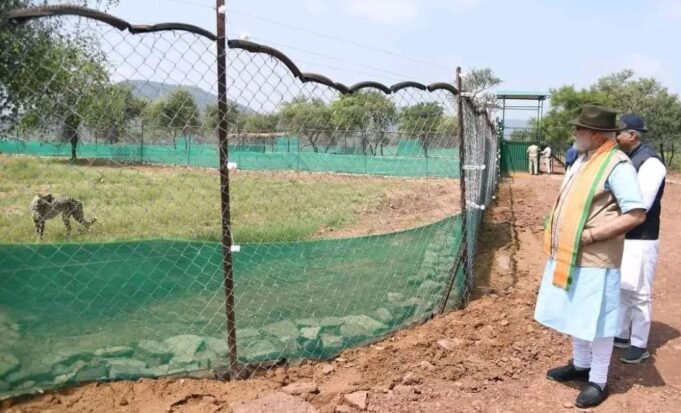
[569,104,626,131]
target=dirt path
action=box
[3,173,680,413]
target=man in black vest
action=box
[614,114,666,363]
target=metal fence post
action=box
[216,0,238,379]
[438,67,469,313]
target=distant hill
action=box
[118,80,253,113]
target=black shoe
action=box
[576,382,609,408]
[614,337,630,349]
[546,361,590,382]
[620,346,650,364]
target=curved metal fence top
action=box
[6,5,461,98]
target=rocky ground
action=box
[3,173,681,413]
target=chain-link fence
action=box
[0,4,498,398]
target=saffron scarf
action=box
[543,139,619,290]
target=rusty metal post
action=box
[215,0,238,379]
[438,67,469,313]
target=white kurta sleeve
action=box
[637,158,666,210]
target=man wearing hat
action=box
[614,114,666,363]
[534,105,646,408]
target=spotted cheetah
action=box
[30,194,97,240]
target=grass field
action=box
[0,155,395,243]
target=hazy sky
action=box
[94,0,681,94]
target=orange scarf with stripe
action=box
[543,139,619,290]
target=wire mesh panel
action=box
[0,10,229,398]
[224,46,464,373]
[458,96,499,295]
[0,3,497,399]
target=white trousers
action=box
[544,158,552,174]
[573,336,614,384]
[618,240,659,348]
[529,158,538,175]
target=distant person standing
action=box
[527,143,539,175]
[542,145,553,174]
[565,142,579,170]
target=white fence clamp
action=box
[230,245,241,253]
[466,201,486,210]
[462,164,487,171]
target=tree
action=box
[399,102,445,157]
[590,71,681,164]
[153,90,200,148]
[2,0,118,161]
[279,97,331,152]
[330,91,396,155]
[462,68,502,109]
[204,102,240,131]
[243,113,279,133]
[535,71,681,162]
[509,129,536,142]
[83,84,147,143]
[437,116,459,146]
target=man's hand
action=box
[582,209,646,245]
[580,229,594,246]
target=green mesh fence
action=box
[0,3,499,401]
[0,139,459,178]
[0,217,462,397]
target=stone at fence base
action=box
[298,327,322,355]
[372,308,392,324]
[387,293,405,304]
[164,335,206,357]
[16,380,35,390]
[241,340,281,362]
[107,358,148,380]
[204,337,229,357]
[340,315,387,343]
[94,346,134,358]
[300,327,321,342]
[416,281,443,300]
[321,334,343,352]
[406,275,424,287]
[5,358,64,386]
[74,363,109,383]
[135,340,174,365]
[281,381,319,395]
[37,350,91,371]
[319,317,343,330]
[230,391,318,413]
[167,350,215,371]
[344,391,368,410]
[53,372,77,386]
[0,354,20,377]
[263,321,300,346]
[295,319,321,328]
[387,298,423,323]
[237,328,261,340]
[52,360,87,378]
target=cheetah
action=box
[30,194,97,240]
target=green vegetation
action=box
[533,70,681,168]
[0,155,387,243]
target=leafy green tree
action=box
[83,84,147,143]
[399,102,445,157]
[280,97,331,152]
[330,91,396,155]
[2,0,119,160]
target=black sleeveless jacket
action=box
[625,144,665,240]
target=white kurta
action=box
[618,156,666,348]
[534,154,645,341]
